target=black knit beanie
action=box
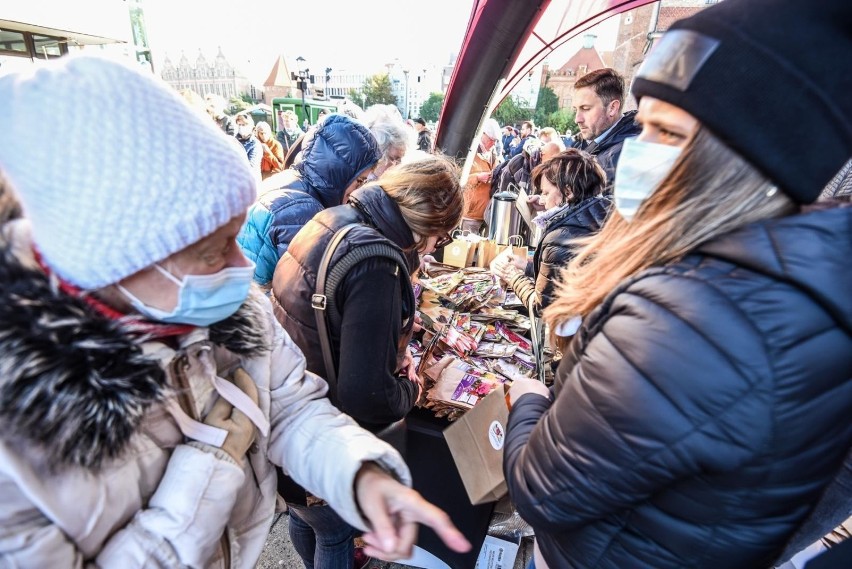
[632,0,852,203]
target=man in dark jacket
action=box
[413,117,433,152]
[275,109,303,154]
[237,114,380,286]
[571,68,641,187]
[509,120,535,158]
[501,125,516,160]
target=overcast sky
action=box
[144,0,476,82]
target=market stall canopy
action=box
[436,0,655,160]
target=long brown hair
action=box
[369,154,463,238]
[544,127,796,328]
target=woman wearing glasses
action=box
[270,155,462,568]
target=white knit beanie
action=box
[0,55,257,289]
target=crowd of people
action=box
[0,0,849,568]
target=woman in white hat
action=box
[0,55,469,568]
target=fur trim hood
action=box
[0,222,270,472]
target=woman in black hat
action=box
[501,0,852,567]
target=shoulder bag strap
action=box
[312,224,412,393]
[312,224,359,391]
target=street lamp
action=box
[402,69,409,119]
[291,56,313,127]
[324,67,332,99]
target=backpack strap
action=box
[312,223,412,395]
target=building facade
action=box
[541,34,607,112]
[159,48,255,102]
[539,0,715,115]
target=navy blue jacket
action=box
[573,110,641,187]
[237,115,379,285]
[505,205,852,568]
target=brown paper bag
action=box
[494,235,528,266]
[475,239,498,268]
[442,238,476,268]
[444,384,510,505]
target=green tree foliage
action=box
[360,74,397,107]
[348,89,366,109]
[418,92,444,122]
[546,108,578,137]
[533,87,559,128]
[228,96,250,114]
[493,96,528,128]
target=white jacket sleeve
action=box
[261,310,411,530]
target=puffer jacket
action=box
[574,110,641,187]
[270,185,418,429]
[0,221,409,568]
[508,195,611,311]
[237,115,380,285]
[504,204,852,568]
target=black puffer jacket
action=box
[509,196,611,311]
[270,185,418,429]
[504,204,852,568]
[574,110,641,187]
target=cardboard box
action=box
[444,384,509,505]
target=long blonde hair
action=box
[544,128,796,328]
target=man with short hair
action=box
[412,117,433,153]
[276,110,303,154]
[572,68,641,186]
[510,120,535,158]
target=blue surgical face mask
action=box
[118,262,255,327]
[613,138,683,222]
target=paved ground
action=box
[256,512,534,569]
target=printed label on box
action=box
[474,535,520,569]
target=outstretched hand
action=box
[490,248,525,282]
[354,463,471,560]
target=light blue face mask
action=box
[118,262,255,327]
[613,138,683,222]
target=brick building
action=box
[261,55,296,104]
[611,0,713,110]
[541,34,609,112]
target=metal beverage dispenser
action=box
[486,190,522,245]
